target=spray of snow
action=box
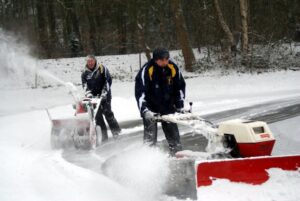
[0,29,37,88]
[0,28,68,88]
[0,29,81,106]
[160,113,225,154]
[64,82,81,102]
[102,146,170,201]
[0,110,142,201]
[192,121,225,153]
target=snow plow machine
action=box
[47,83,101,150]
[160,113,300,200]
[48,97,101,149]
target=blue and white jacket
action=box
[135,59,186,116]
[81,63,112,98]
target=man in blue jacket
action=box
[135,48,186,156]
[81,55,121,142]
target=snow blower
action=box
[158,111,300,200]
[47,82,101,149]
[195,119,300,188]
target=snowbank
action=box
[0,111,141,201]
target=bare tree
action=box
[137,22,151,60]
[2,0,299,61]
[36,0,49,57]
[47,1,59,57]
[239,0,249,56]
[214,0,234,48]
[84,1,97,54]
[171,0,196,72]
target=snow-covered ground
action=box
[1,30,300,201]
[1,98,300,201]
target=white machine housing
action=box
[217,119,276,157]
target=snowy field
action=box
[0,72,300,201]
[1,30,300,201]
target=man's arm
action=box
[173,64,186,109]
[81,71,88,91]
[135,66,150,116]
[100,65,111,98]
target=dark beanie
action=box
[152,47,170,60]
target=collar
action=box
[85,63,98,73]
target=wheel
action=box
[72,126,92,149]
[50,126,73,149]
[50,126,64,149]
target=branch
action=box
[56,0,72,11]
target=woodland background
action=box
[1,0,300,72]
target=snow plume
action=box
[160,113,226,154]
[0,29,81,104]
[194,123,225,154]
[0,29,77,91]
[102,146,170,201]
[0,29,37,89]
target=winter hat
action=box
[86,54,97,62]
[152,47,170,60]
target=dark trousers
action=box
[95,98,121,141]
[143,118,182,155]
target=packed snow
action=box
[0,29,300,201]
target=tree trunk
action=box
[214,0,236,61]
[60,0,82,57]
[214,0,234,46]
[85,2,97,54]
[134,1,151,60]
[171,0,196,72]
[69,0,82,57]
[47,1,58,57]
[137,22,151,61]
[239,0,248,55]
[116,2,127,54]
[36,0,49,57]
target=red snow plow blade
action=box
[196,154,300,187]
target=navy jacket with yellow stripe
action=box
[81,63,112,98]
[135,59,186,116]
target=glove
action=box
[100,93,107,100]
[176,108,187,114]
[85,90,93,98]
[100,92,107,104]
[143,110,156,122]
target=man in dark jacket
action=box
[135,48,186,156]
[81,55,121,142]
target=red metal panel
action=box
[52,119,89,127]
[238,140,275,157]
[197,155,300,187]
[76,103,86,114]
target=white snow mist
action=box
[103,146,171,201]
[0,29,37,88]
[0,29,71,89]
